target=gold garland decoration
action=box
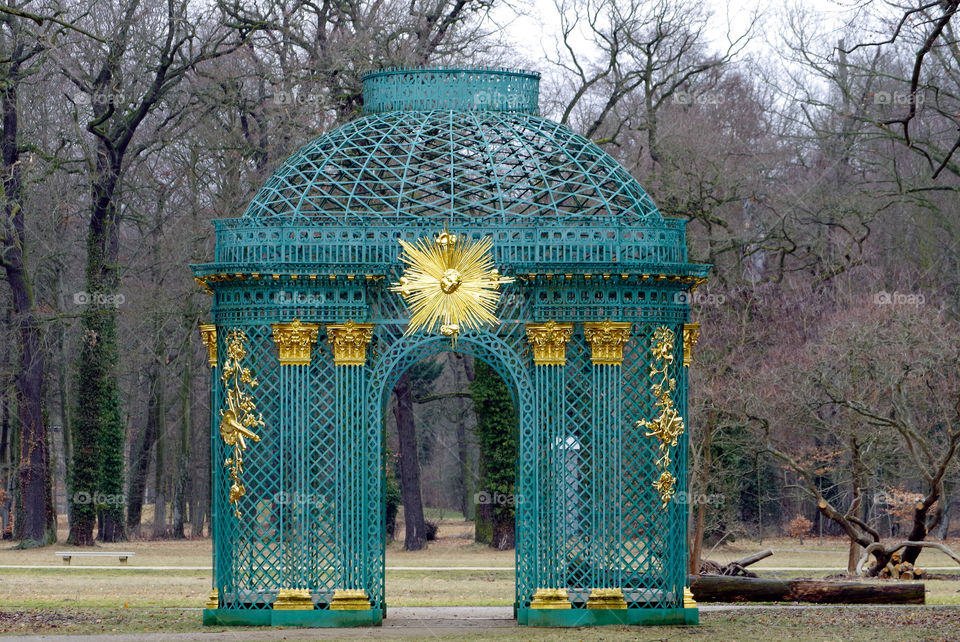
[219,329,264,518]
[638,326,685,508]
[390,228,513,345]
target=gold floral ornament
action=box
[638,326,685,509]
[390,228,513,345]
[653,470,677,506]
[219,329,264,518]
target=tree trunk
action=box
[126,371,162,536]
[452,354,476,520]
[393,371,426,551]
[172,354,190,539]
[689,414,714,574]
[1,57,55,547]
[902,502,931,565]
[56,321,73,533]
[191,351,209,538]
[153,409,167,538]
[71,126,127,545]
[0,397,10,536]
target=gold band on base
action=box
[529,588,572,609]
[586,587,628,609]
[329,588,371,610]
[273,588,314,610]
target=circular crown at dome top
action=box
[361,67,540,115]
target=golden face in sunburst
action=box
[390,228,513,343]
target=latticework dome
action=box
[243,67,662,227]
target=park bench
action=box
[55,551,135,565]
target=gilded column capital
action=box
[327,321,375,366]
[198,324,217,368]
[525,321,574,365]
[583,320,632,365]
[271,319,321,366]
[683,323,701,367]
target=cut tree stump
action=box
[689,575,924,604]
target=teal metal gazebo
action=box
[193,67,708,627]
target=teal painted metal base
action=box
[518,607,699,627]
[202,609,382,627]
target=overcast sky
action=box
[494,0,852,76]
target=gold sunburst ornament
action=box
[390,229,513,345]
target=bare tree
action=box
[14,0,248,545]
[0,6,55,547]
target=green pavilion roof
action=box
[242,67,664,227]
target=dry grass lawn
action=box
[0,520,958,611]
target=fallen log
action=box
[700,548,774,577]
[719,549,773,577]
[689,575,924,604]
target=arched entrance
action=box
[194,67,708,627]
[370,332,531,612]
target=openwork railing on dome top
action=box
[209,220,688,270]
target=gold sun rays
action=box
[390,229,513,344]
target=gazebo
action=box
[193,66,708,627]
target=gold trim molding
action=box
[683,586,698,609]
[198,324,217,368]
[330,589,371,610]
[529,588,571,610]
[204,588,219,609]
[583,321,632,365]
[683,323,701,368]
[586,588,628,610]
[273,588,314,610]
[525,321,574,365]
[327,321,375,366]
[271,319,320,366]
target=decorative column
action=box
[583,320,632,610]
[270,319,320,610]
[327,321,375,611]
[525,321,574,610]
[198,325,220,612]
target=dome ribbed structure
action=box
[243,67,662,227]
